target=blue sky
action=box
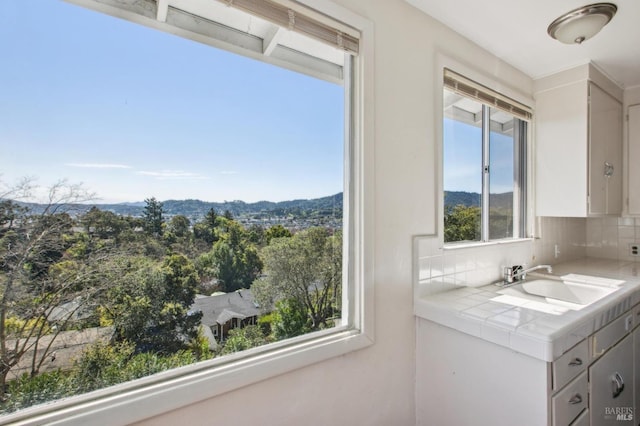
[443,118,514,194]
[0,0,344,203]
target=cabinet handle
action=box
[612,372,625,398]
[568,358,583,366]
[569,394,583,405]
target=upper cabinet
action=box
[627,103,640,215]
[535,64,623,217]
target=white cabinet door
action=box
[535,80,589,217]
[589,334,634,425]
[628,104,640,215]
[535,74,623,217]
[589,83,623,215]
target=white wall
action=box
[134,1,536,424]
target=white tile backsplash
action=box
[586,217,640,261]
[415,217,588,295]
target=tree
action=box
[165,215,195,254]
[210,241,262,292]
[246,225,265,246]
[208,220,263,292]
[271,299,309,339]
[264,225,292,245]
[444,204,481,243]
[253,228,342,331]
[205,208,217,229]
[0,179,110,395]
[220,325,269,355]
[105,254,202,354]
[143,197,164,238]
[193,209,218,246]
[80,207,125,241]
[167,215,190,239]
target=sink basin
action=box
[520,279,617,305]
[495,278,621,312]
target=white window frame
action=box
[1,1,374,424]
[436,55,534,248]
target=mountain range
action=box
[444,191,514,210]
[11,191,510,220]
[11,193,344,221]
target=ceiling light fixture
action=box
[547,3,617,44]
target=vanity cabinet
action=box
[535,64,623,217]
[416,303,639,426]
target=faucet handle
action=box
[513,265,524,277]
[504,265,523,283]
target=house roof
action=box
[191,289,260,327]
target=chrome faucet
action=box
[503,264,553,284]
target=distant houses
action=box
[190,289,261,349]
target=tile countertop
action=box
[414,258,640,362]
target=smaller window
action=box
[443,69,530,244]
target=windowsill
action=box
[1,327,373,426]
[443,237,534,251]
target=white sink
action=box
[494,277,622,312]
[521,279,617,305]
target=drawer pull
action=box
[568,358,583,366]
[568,394,583,405]
[612,372,625,399]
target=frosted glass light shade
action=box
[548,3,617,44]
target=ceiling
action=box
[406,0,640,89]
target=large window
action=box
[443,69,530,244]
[0,0,371,423]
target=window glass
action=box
[443,90,482,243]
[443,82,527,244]
[0,0,348,414]
[489,115,515,240]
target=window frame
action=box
[436,57,534,248]
[0,1,374,424]
[442,96,527,242]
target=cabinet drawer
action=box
[553,340,588,391]
[552,371,587,426]
[591,313,629,359]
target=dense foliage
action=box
[444,205,481,242]
[0,181,342,413]
[444,193,514,243]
